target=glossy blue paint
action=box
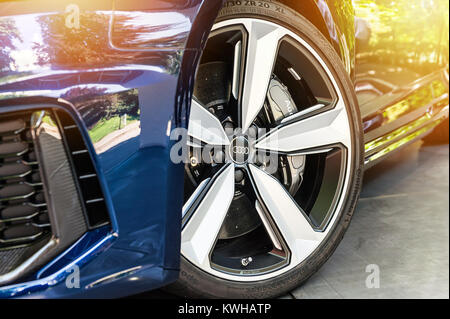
[0,226,115,298]
[0,0,224,298]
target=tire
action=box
[168,0,364,299]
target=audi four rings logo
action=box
[233,146,250,155]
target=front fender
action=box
[0,0,224,298]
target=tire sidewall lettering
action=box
[224,1,284,12]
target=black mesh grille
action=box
[0,116,50,249]
[0,105,110,283]
[54,110,110,228]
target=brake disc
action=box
[188,64,306,240]
[266,75,306,196]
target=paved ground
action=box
[286,141,449,299]
[137,140,449,299]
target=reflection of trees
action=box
[436,2,449,67]
[332,0,356,69]
[61,86,108,101]
[383,84,433,122]
[66,88,139,129]
[112,12,189,49]
[33,12,119,67]
[355,0,449,74]
[107,89,139,120]
[32,11,180,71]
[0,18,21,72]
[166,50,183,75]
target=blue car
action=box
[0,0,448,298]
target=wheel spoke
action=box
[182,17,355,281]
[181,165,235,268]
[188,99,230,146]
[240,20,284,133]
[255,200,283,251]
[232,40,242,100]
[249,165,324,265]
[255,101,351,154]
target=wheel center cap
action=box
[230,136,250,164]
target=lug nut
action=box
[190,157,198,167]
[235,169,244,183]
[248,125,258,139]
[214,150,225,164]
[241,257,253,267]
[256,151,271,166]
[224,122,234,136]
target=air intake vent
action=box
[0,103,110,286]
[0,116,50,249]
[54,110,110,228]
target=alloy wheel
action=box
[181,18,353,282]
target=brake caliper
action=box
[267,76,297,122]
[266,75,305,196]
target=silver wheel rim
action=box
[182,18,353,282]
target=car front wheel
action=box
[170,0,364,298]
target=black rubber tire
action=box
[167,0,364,299]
